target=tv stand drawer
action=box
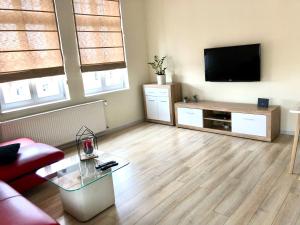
[177,108,203,128]
[232,113,267,137]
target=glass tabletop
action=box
[36,151,129,191]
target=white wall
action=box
[1,0,149,129]
[145,0,300,133]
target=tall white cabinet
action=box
[143,83,181,125]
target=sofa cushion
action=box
[0,138,35,148]
[0,143,20,164]
[0,180,20,201]
[0,195,59,225]
[0,143,64,182]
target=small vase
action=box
[156,75,166,85]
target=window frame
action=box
[0,76,68,112]
[83,69,129,96]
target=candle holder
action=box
[76,126,99,161]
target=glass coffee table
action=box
[36,151,129,222]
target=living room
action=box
[0,0,300,224]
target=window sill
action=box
[84,87,130,98]
[1,98,71,114]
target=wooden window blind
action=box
[0,0,64,83]
[72,0,126,72]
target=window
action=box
[0,0,69,111]
[72,0,126,72]
[0,75,69,112]
[83,68,128,96]
[73,0,129,96]
[0,0,129,112]
[0,0,65,82]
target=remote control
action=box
[95,161,116,169]
[100,162,119,171]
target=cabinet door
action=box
[232,113,267,137]
[177,108,203,128]
[146,96,158,120]
[144,88,158,96]
[158,97,171,122]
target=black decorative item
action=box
[257,98,269,108]
[192,95,199,103]
[183,97,189,103]
[76,126,99,161]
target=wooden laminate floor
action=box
[26,122,300,225]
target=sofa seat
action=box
[0,180,58,225]
[0,138,64,193]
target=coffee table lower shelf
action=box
[60,174,115,222]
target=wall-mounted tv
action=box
[204,44,261,82]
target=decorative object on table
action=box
[148,55,167,85]
[192,95,199,103]
[76,126,98,161]
[257,98,269,108]
[183,97,189,103]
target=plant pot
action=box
[156,75,166,85]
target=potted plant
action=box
[148,55,167,85]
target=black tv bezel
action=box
[204,43,261,82]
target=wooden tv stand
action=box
[175,101,280,142]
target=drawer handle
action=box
[160,100,168,103]
[148,100,155,102]
[186,112,195,115]
[243,118,254,121]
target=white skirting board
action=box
[0,101,107,147]
[280,130,294,136]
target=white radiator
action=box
[0,100,107,147]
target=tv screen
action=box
[204,44,261,82]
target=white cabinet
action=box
[144,88,171,122]
[232,113,267,137]
[177,108,203,128]
[144,83,182,125]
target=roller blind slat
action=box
[80,47,124,64]
[0,10,57,31]
[73,0,126,72]
[75,15,121,32]
[77,32,123,48]
[0,0,64,83]
[73,0,120,16]
[1,31,60,52]
[0,0,54,11]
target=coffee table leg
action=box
[59,174,115,222]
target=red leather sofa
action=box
[0,180,59,225]
[0,138,64,225]
[0,138,64,193]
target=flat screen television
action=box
[204,44,261,82]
